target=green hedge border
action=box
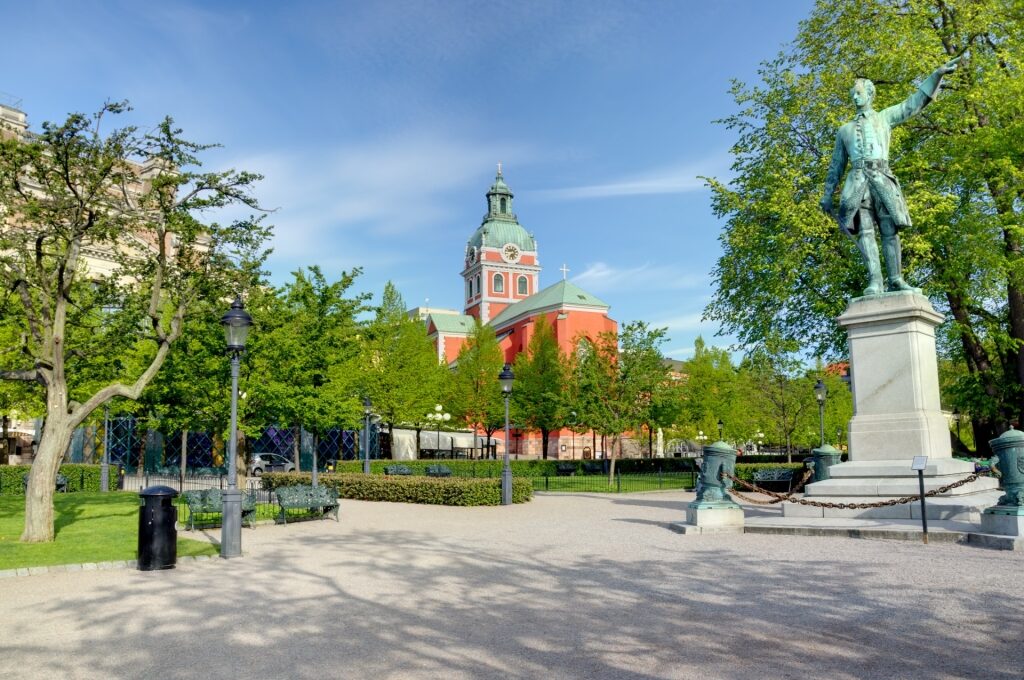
[327,458,703,477]
[261,472,533,506]
[0,464,107,495]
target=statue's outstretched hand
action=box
[940,55,962,74]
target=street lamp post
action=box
[363,397,372,474]
[569,411,577,460]
[427,404,450,458]
[814,378,828,447]
[100,405,110,492]
[756,429,765,452]
[499,363,514,506]
[220,296,252,559]
[717,419,724,441]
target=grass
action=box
[531,472,696,493]
[0,492,219,570]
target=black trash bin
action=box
[138,485,179,571]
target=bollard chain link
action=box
[720,468,815,505]
[721,470,983,510]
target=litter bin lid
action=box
[139,485,179,498]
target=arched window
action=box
[476,275,481,297]
[466,279,472,299]
[517,276,528,295]
[493,273,504,293]
[500,197,507,213]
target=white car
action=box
[248,453,296,476]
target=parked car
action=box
[248,453,295,476]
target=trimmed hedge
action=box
[0,464,108,495]
[329,458,702,477]
[262,472,533,506]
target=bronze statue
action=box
[821,57,960,296]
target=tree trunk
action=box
[541,428,549,460]
[180,429,188,488]
[293,424,301,470]
[648,426,653,457]
[21,414,74,543]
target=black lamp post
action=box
[499,363,514,505]
[814,378,828,447]
[100,404,110,492]
[363,396,372,474]
[569,410,577,460]
[220,296,252,559]
[717,418,724,441]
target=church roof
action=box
[489,280,609,329]
[429,313,475,335]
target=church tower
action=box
[462,166,541,323]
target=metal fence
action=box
[531,471,697,493]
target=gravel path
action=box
[2,491,1021,680]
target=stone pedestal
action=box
[784,292,998,519]
[674,502,745,534]
[981,507,1024,537]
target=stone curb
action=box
[740,524,1023,550]
[0,552,231,579]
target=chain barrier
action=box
[720,468,815,506]
[722,470,983,510]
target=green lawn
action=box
[531,473,696,493]
[0,492,218,570]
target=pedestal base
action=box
[981,507,1024,536]
[681,502,744,533]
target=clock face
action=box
[466,246,477,264]
[502,243,521,263]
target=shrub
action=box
[261,472,532,506]
[328,458,703,477]
[0,464,107,495]
[733,463,806,481]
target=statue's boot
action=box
[857,233,884,296]
[882,234,913,291]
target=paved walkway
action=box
[2,491,1022,679]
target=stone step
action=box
[805,475,999,497]
[827,458,975,478]
[782,490,1002,520]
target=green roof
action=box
[429,313,475,335]
[468,218,536,251]
[489,280,609,328]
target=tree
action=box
[704,0,1024,453]
[512,315,567,459]
[360,282,448,453]
[0,103,270,542]
[449,320,504,452]
[740,337,815,462]
[675,337,745,442]
[249,267,367,474]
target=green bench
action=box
[181,489,257,530]
[752,468,795,492]
[275,484,340,524]
[424,465,452,478]
[383,465,413,476]
[23,473,69,493]
[555,462,577,476]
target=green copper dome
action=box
[467,167,536,251]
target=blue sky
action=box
[4,0,815,358]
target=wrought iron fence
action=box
[531,471,697,493]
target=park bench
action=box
[424,465,452,478]
[383,465,413,476]
[181,489,257,531]
[581,462,604,475]
[751,468,795,492]
[275,484,340,524]
[23,473,68,493]
[555,462,577,476]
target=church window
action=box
[493,273,504,293]
[466,279,472,299]
[500,197,507,213]
[476,275,481,296]
[517,276,528,295]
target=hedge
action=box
[328,458,703,477]
[0,464,108,495]
[733,463,806,481]
[261,472,533,506]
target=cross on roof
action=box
[560,263,570,280]
[497,161,502,176]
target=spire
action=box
[486,164,514,218]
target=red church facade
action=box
[423,168,617,459]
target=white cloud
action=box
[572,262,709,294]
[535,156,729,201]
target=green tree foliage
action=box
[249,267,368,470]
[705,0,1024,451]
[449,320,505,447]
[360,282,449,450]
[0,103,270,542]
[512,315,567,459]
[740,337,817,461]
[675,337,746,441]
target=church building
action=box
[421,167,617,458]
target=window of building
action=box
[476,275,481,297]
[500,197,507,213]
[517,276,528,295]
[493,273,504,293]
